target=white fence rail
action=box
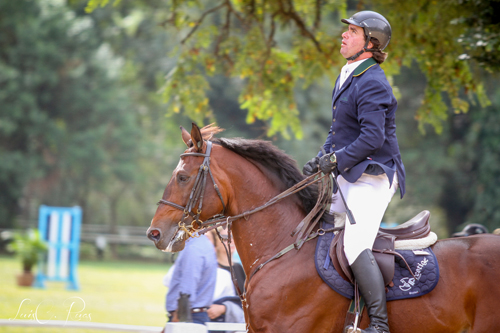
[80,224,151,245]
[0,319,246,332]
[1,225,151,246]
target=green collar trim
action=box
[353,58,377,77]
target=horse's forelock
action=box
[200,124,224,141]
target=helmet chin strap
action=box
[345,34,379,61]
[346,47,366,61]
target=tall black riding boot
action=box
[350,249,390,333]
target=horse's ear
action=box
[180,126,192,147]
[190,123,204,152]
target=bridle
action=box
[157,140,227,238]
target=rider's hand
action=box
[319,153,337,174]
[303,157,319,176]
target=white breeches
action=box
[329,172,398,265]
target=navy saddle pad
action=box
[315,229,440,301]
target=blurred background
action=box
[1,0,499,331]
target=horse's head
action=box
[147,123,227,252]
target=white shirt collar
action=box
[338,58,369,89]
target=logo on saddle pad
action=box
[399,257,429,292]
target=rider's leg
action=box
[330,172,398,333]
[350,249,389,333]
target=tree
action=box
[85,0,494,138]
[455,0,500,72]
[0,0,145,228]
[385,62,500,235]
[86,0,347,138]
[438,82,500,232]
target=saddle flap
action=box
[329,230,396,287]
[330,230,354,283]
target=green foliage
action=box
[0,0,146,227]
[455,0,500,71]
[161,56,213,125]
[85,0,122,13]
[3,0,498,236]
[450,90,500,230]
[392,64,500,234]
[83,0,500,235]
[6,229,48,272]
[88,0,346,138]
[86,0,497,138]
[375,0,490,134]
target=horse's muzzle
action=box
[146,226,186,252]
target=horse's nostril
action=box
[147,228,162,242]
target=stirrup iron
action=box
[344,313,361,333]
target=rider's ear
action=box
[191,122,204,152]
[180,126,193,148]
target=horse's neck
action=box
[226,165,307,277]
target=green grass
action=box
[0,256,171,333]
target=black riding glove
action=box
[303,156,319,176]
[319,153,337,174]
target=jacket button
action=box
[333,118,336,122]
[332,144,336,148]
[333,106,336,110]
[332,131,335,135]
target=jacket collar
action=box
[332,57,377,104]
[352,57,377,77]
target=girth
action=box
[329,210,432,286]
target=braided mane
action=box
[199,125,318,213]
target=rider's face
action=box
[340,24,367,62]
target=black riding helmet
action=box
[341,11,392,61]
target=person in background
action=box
[207,228,246,329]
[452,224,489,237]
[164,234,217,326]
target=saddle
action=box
[329,210,432,287]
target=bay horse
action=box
[147,123,500,333]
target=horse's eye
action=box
[177,174,190,183]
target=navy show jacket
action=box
[318,58,406,198]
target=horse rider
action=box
[303,11,405,333]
